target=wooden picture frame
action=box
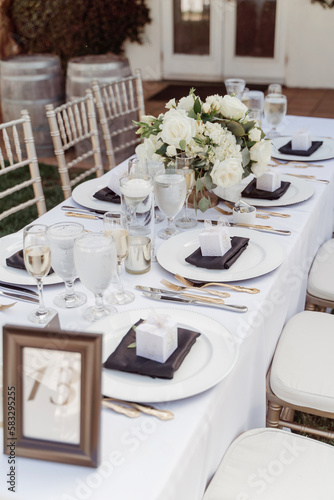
[2,324,102,468]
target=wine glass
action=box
[46,222,87,308]
[154,169,187,239]
[103,210,135,305]
[23,224,56,324]
[73,233,117,322]
[120,173,153,235]
[128,157,147,175]
[224,78,246,100]
[264,93,287,138]
[175,155,197,229]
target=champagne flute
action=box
[73,233,117,322]
[103,210,135,305]
[154,169,187,239]
[120,173,153,235]
[264,93,287,138]
[175,155,197,229]
[23,224,56,324]
[46,222,86,308]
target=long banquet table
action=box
[1,115,334,499]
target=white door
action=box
[161,0,288,84]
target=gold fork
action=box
[160,278,230,298]
[0,302,16,311]
[270,158,324,168]
[174,274,260,294]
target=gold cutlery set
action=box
[102,397,174,420]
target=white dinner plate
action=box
[71,177,121,212]
[213,174,314,207]
[156,227,285,283]
[271,136,334,162]
[0,233,62,286]
[87,307,238,403]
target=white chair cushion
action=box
[307,238,334,301]
[203,428,334,500]
[270,310,334,412]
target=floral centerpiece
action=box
[135,88,271,212]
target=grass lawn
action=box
[0,162,63,237]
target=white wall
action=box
[285,1,334,88]
[125,0,334,89]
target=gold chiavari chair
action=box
[305,238,334,311]
[0,109,46,222]
[92,70,145,169]
[45,90,104,200]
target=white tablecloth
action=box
[1,115,334,499]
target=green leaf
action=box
[198,196,211,212]
[241,147,251,168]
[202,172,213,190]
[179,139,186,151]
[243,120,256,133]
[127,342,136,349]
[226,120,246,137]
[196,177,203,193]
[194,97,202,115]
[156,143,168,156]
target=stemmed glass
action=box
[128,157,147,176]
[154,169,187,239]
[224,78,246,100]
[23,224,56,324]
[175,155,197,229]
[103,210,135,305]
[73,232,117,322]
[46,222,87,308]
[147,160,165,223]
[120,173,153,235]
[264,93,287,138]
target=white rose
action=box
[220,95,248,120]
[160,109,197,147]
[249,127,262,142]
[205,94,223,113]
[210,157,244,187]
[165,98,176,110]
[140,115,156,125]
[177,95,195,112]
[202,102,211,114]
[136,136,157,160]
[250,140,272,177]
[166,145,177,157]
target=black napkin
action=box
[278,140,323,157]
[185,236,249,270]
[93,186,121,204]
[104,320,201,379]
[241,178,291,200]
[6,250,54,274]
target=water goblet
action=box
[267,83,282,95]
[23,224,56,324]
[120,173,153,235]
[128,157,147,176]
[73,232,117,322]
[264,93,287,138]
[103,210,135,305]
[224,78,246,100]
[46,222,87,308]
[154,169,187,239]
[147,160,165,223]
[175,155,197,229]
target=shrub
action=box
[0,0,151,68]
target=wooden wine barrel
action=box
[0,54,65,158]
[66,54,132,166]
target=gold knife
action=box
[65,211,103,220]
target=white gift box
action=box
[199,222,231,257]
[292,130,311,151]
[136,315,178,363]
[256,170,281,192]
